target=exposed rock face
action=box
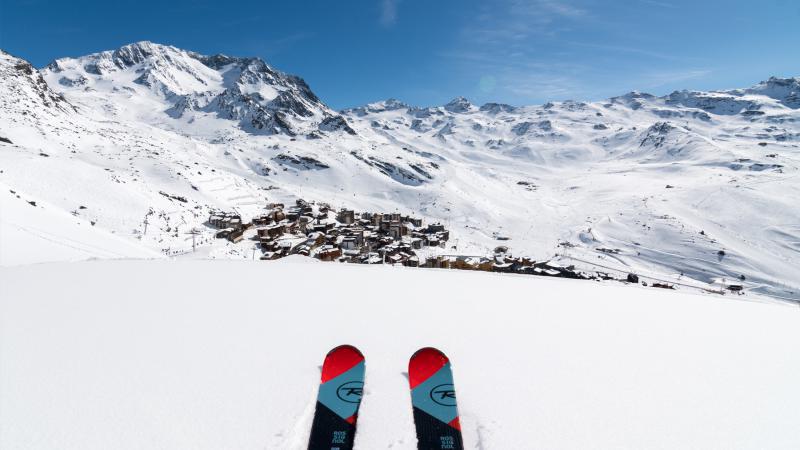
[318,115,357,135]
[273,153,330,170]
[0,50,76,115]
[744,77,800,109]
[480,102,516,114]
[665,90,758,115]
[610,91,656,110]
[444,96,473,113]
[640,122,677,148]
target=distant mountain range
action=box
[1,41,798,301]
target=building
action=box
[336,209,355,224]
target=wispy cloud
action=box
[639,0,676,8]
[380,0,400,27]
[639,69,712,89]
[440,0,709,104]
[467,0,587,44]
[440,47,594,102]
[565,41,683,62]
[510,0,587,19]
[442,0,593,102]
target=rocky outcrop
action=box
[318,115,356,135]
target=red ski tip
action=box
[320,345,364,384]
[408,347,450,390]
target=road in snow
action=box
[1,258,798,449]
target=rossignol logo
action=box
[336,381,364,403]
[429,383,457,406]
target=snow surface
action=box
[0,180,159,265]
[1,259,798,450]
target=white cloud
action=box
[380,0,399,27]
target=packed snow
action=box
[1,259,798,449]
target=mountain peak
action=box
[444,96,473,113]
[39,42,337,136]
[745,76,800,108]
[341,98,409,116]
[382,98,409,110]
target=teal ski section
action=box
[317,360,365,420]
[410,362,459,425]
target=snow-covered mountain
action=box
[1,42,799,301]
[42,41,347,135]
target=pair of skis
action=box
[307,345,464,450]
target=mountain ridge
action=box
[28,41,800,116]
[1,42,799,301]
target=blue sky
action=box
[1,0,798,109]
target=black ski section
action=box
[307,401,357,450]
[412,406,464,450]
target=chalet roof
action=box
[465,257,482,265]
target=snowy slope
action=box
[1,259,798,450]
[0,180,159,265]
[1,43,799,300]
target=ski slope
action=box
[1,259,798,450]
[0,181,159,265]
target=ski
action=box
[307,345,366,450]
[408,347,464,450]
